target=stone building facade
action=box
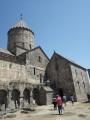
[46,52,90,102]
[0,19,50,110]
[0,18,90,110]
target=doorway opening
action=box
[58,88,63,98]
[23,88,30,104]
[32,88,39,105]
[12,89,20,108]
[0,90,7,109]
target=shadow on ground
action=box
[82,101,90,103]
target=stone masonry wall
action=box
[70,64,90,101]
[46,92,53,105]
[0,55,26,84]
[0,47,49,85]
[16,47,26,56]
[46,53,76,101]
[26,47,49,84]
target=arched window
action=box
[40,74,42,83]
[30,44,31,50]
[39,56,41,62]
[77,81,80,89]
[40,74,43,83]
[83,82,85,89]
[75,70,77,77]
[22,43,24,48]
[34,67,35,75]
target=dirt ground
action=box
[2,101,90,120]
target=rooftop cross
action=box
[20,14,23,19]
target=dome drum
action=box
[7,19,34,55]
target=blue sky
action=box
[0,0,90,69]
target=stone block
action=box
[4,113,16,118]
[23,107,36,111]
[0,112,6,116]
[1,104,5,111]
[8,100,15,109]
[21,110,29,114]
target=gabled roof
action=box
[53,52,86,70]
[26,46,49,60]
[42,86,53,91]
[0,48,14,56]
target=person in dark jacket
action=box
[52,98,57,110]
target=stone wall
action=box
[16,47,26,56]
[46,53,76,101]
[0,47,49,85]
[0,54,26,83]
[70,64,90,101]
[26,47,49,84]
[46,92,53,105]
[46,52,90,101]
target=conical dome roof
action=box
[12,19,30,29]
[8,19,34,35]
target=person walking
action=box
[63,94,66,106]
[56,95,63,115]
[52,98,57,110]
[70,95,74,105]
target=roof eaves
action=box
[55,52,86,70]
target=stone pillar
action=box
[20,92,24,108]
[30,90,33,105]
[7,89,12,109]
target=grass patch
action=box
[9,108,22,113]
[78,114,87,118]
[9,109,17,113]
[63,112,76,116]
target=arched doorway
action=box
[23,88,30,104]
[12,89,20,108]
[32,88,39,104]
[58,88,63,98]
[0,90,7,109]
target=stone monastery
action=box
[0,18,89,110]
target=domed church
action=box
[0,18,90,110]
[0,18,52,110]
